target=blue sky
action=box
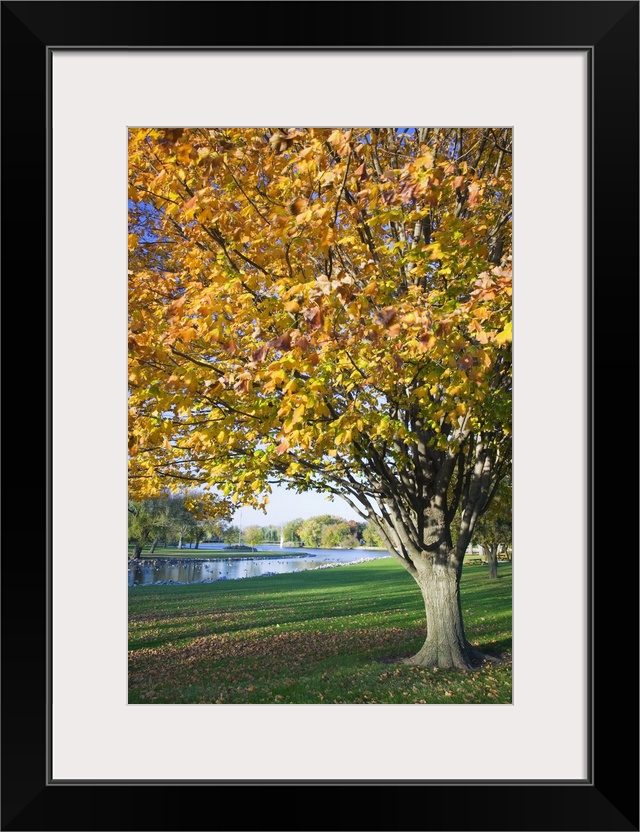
[233,484,362,527]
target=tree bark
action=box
[486,544,498,579]
[132,541,143,559]
[404,556,488,670]
[178,533,183,549]
[149,537,159,555]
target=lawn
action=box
[129,559,512,704]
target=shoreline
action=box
[128,552,316,564]
[128,547,388,565]
[129,555,392,586]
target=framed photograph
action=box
[3,2,637,830]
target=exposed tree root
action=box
[401,641,505,672]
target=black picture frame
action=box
[2,2,638,830]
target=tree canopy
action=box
[128,127,512,668]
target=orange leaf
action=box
[183,195,197,211]
[288,198,307,216]
[275,439,290,456]
[374,307,397,327]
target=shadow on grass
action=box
[129,562,512,648]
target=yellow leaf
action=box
[180,327,197,343]
[321,226,336,248]
[495,322,512,345]
[415,152,434,168]
[177,145,196,165]
[291,404,305,425]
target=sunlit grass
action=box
[129,559,512,704]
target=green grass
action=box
[129,559,512,704]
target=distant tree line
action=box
[279,515,384,549]
[128,498,388,557]
[128,492,232,558]
[129,493,509,575]
[200,516,383,549]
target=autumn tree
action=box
[362,523,384,548]
[321,521,355,548]
[128,126,512,669]
[294,515,335,547]
[243,525,264,550]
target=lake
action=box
[128,544,391,586]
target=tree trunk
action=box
[178,533,183,549]
[486,545,498,579]
[404,557,487,671]
[149,537,159,555]
[194,539,199,550]
[132,541,143,559]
